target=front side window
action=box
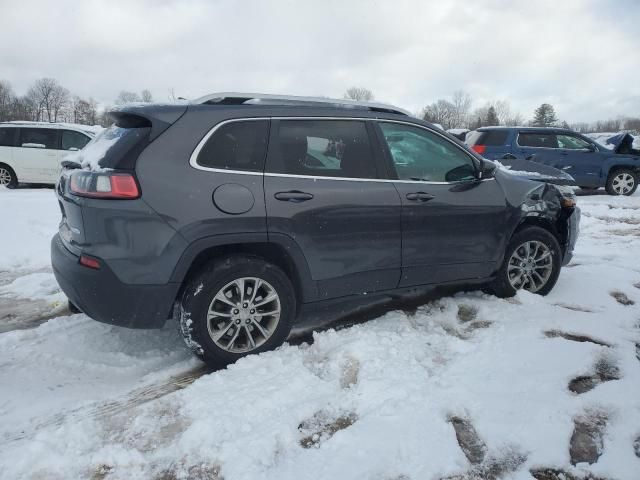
[18,128,57,149]
[61,130,91,151]
[0,128,15,147]
[197,120,269,172]
[517,132,558,149]
[556,134,592,150]
[380,122,477,182]
[268,120,377,179]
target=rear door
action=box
[376,121,507,287]
[264,118,402,299]
[14,127,59,183]
[515,131,560,164]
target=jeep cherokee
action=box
[51,93,580,367]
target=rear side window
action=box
[197,120,269,172]
[517,132,558,148]
[61,130,91,151]
[0,127,16,147]
[267,120,377,179]
[19,128,57,149]
[465,130,509,146]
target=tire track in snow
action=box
[1,363,211,444]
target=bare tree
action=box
[115,90,141,105]
[422,99,457,129]
[0,80,16,122]
[344,87,374,102]
[25,78,70,122]
[451,90,472,128]
[71,96,99,125]
[140,89,153,103]
[50,84,70,122]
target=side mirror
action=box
[478,159,496,179]
[586,144,597,152]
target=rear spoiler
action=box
[108,104,188,141]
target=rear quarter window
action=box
[196,120,270,172]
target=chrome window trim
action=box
[189,117,268,174]
[189,116,483,185]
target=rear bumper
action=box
[51,234,179,329]
[562,207,580,266]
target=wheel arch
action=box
[0,162,18,187]
[513,214,567,256]
[170,233,317,307]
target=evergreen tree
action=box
[485,106,499,126]
[532,103,558,127]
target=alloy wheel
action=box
[612,172,635,195]
[507,240,553,293]
[206,277,281,353]
[0,167,11,186]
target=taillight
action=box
[471,145,486,154]
[79,255,101,269]
[69,171,140,199]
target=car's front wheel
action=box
[605,169,638,196]
[0,164,18,189]
[489,226,562,297]
[178,255,296,368]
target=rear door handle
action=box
[274,191,314,202]
[406,192,435,202]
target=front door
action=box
[264,119,402,299]
[554,133,606,186]
[375,121,507,287]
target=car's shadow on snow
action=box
[288,283,472,346]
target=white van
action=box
[0,122,99,187]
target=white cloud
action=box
[1,0,639,122]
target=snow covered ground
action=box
[0,186,639,480]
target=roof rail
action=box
[191,92,411,116]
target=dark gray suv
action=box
[51,93,580,367]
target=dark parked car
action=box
[466,126,640,195]
[51,93,580,367]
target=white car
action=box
[0,122,99,187]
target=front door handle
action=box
[274,191,314,202]
[406,192,435,202]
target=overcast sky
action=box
[1,0,639,123]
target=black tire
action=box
[0,163,18,189]
[605,168,638,196]
[488,226,562,298]
[178,255,296,368]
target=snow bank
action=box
[0,190,639,479]
[0,187,59,271]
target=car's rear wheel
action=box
[0,164,17,189]
[178,255,295,368]
[488,226,562,297]
[605,169,638,196]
